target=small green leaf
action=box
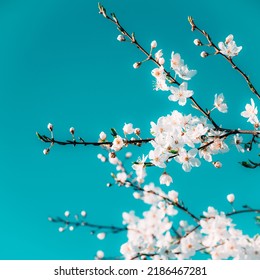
[36,132,44,141]
[111,13,118,23]
[98,2,102,10]
[240,161,254,168]
[187,16,193,23]
[110,128,118,137]
[144,162,154,167]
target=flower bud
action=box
[179,220,187,228]
[58,227,65,233]
[64,211,70,217]
[125,152,132,159]
[99,131,107,141]
[109,152,116,158]
[47,123,53,132]
[213,161,222,168]
[117,35,125,42]
[151,40,157,49]
[81,210,87,217]
[227,193,235,203]
[134,128,141,135]
[133,192,141,199]
[69,226,74,231]
[97,232,106,240]
[43,148,50,155]
[158,57,165,65]
[100,156,106,162]
[200,51,208,58]
[96,250,104,259]
[193,39,202,46]
[69,127,75,135]
[133,62,141,69]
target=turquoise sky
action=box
[0,0,259,259]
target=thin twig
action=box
[188,17,260,99]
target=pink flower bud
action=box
[117,35,125,42]
[81,210,87,217]
[125,152,132,158]
[193,39,202,46]
[97,232,106,240]
[227,193,235,203]
[200,51,208,58]
[96,250,104,259]
[64,211,70,217]
[151,40,157,49]
[58,227,65,233]
[213,161,222,168]
[133,192,141,199]
[43,148,50,155]
[159,57,165,65]
[99,131,107,141]
[47,123,53,132]
[133,62,141,69]
[69,127,75,135]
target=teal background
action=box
[0,0,259,259]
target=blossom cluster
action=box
[194,34,242,58]
[149,110,230,173]
[120,190,260,260]
[47,6,260,261]
[151,49,196,106]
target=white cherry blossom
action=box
[111,135,124,151]
[218,34,242,57]
[233,134,244,153]
[168,82,193,106]
[123,123,134,135]
[170,51,197,80]
[159,172,173,186]
[175,148,201,172]
[213,93,228,113]
[149,147,169,168]
[241,98,258,124]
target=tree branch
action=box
[188,17,260,99]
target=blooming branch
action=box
[41,3,260,260]
[49,211,127,234]
[188,17,260,99]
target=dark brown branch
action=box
[49,216,127,234]
[98,6,223,129]
[226,206,260,217]
[36,132,153,147]
[168,129,260,160]
[188,17,260,99]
